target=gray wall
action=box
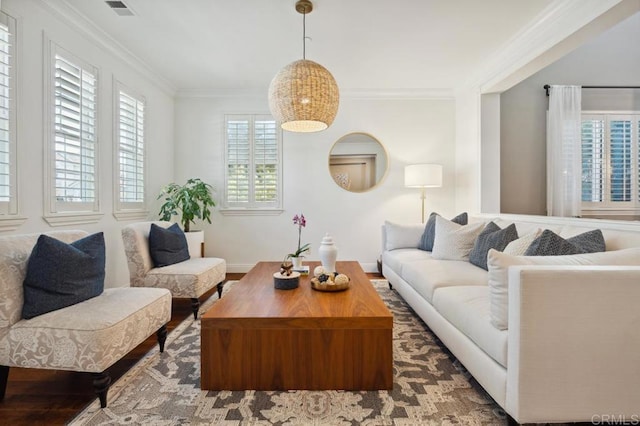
[500,12,640,215]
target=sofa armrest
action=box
[505,265,640,423]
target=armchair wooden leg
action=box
[92,371,111,408]
[217,282,224,298]
[191,298,200,320]
[388,282,393,290]
[157,324,168,352]
[0,366,9,401]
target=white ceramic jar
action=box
[318,233,338,272]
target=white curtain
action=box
[547,85,582,217]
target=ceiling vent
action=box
[105,1,135,16]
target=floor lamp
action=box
[404,164,443,223]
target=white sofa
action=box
[382,213,640,424]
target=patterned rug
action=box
[70,280,507,425]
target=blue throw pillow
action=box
[524,229,605,256]
[148,223,190,267]
[22,232,106,319]
[418,212,468,251]
[469,222,518,270]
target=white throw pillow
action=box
[384,221,423,251]
[431,216,484,261]
[503,229,542,255]
[487,247,640,330]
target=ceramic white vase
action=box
[291,256,303,269]
[319,233,338,272]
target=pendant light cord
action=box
[302,8,306,60]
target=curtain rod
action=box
[543,84,640,96]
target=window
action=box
[0,12,20,226]
[224,114,282,213]
[113,80,147,219]
[44,40,102,225]
[581,112,640,215]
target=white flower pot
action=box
[184,230,204,258]
[291,256,303,269]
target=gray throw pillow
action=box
[22,232,105,319]
[524,229,605,256]
[149,223,190,267]
[469,222,518,270]
[566,229,606,253]
[418,212,468,251]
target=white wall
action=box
[3,0,175,286]
[500,12,640,215]
[174,95,455,272]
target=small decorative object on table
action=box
[274,259,300,290]
[318,233,338,273]
[310,266,350,292]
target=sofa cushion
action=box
[4,288,171,372]
[384,221,424,251]
[22,233,105,319]
[487,247,640,330]
[381,249,432,276]
[418,212,468,251]
[148,223,190,267]
[145,257,226,298]
[524,229,605,256]
[431,217,484,261]
[469,222,518,270]
[401,258,488,303]
[432,286,508,368]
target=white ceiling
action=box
[60,0,558,92]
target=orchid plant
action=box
[288,213,310,259]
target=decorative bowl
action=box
[310,276,350,292]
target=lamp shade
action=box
[268,59,339,133]
[404,164,443,188]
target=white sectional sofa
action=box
[382,213,640,424]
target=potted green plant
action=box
[157,178,216,257]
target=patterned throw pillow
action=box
[431,216,484,261]
[524,229,605,256]
[22,232,105,319]
[418,212,468,251]
[149,223,190,267]
[469,222,518,270]
[503,229,542,256]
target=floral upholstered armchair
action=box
[0,230,171,408]
[121,221,226,319]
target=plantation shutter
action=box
[226,117,251,204]
[581,116,605,202]
[0,20,11,203]
[254,118,279,204]
[53,54,97,204]
[608,117,632,203]
[118,90,145,203]
[225,114,282,210]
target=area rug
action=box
[70,280,506,425]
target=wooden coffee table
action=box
[201,261,393,391]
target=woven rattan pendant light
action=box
[268,0,339,133]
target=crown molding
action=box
[176,87,454,100]
[461,0,629,94]
[37,0,177,96]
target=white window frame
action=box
[581,111,640,217]
[221,114,283,215]
[0,11,25,231]
[43,38,103,226]
[113,78,148,220]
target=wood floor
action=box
[0,271,382,425]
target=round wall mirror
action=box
[328,132,388,192]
